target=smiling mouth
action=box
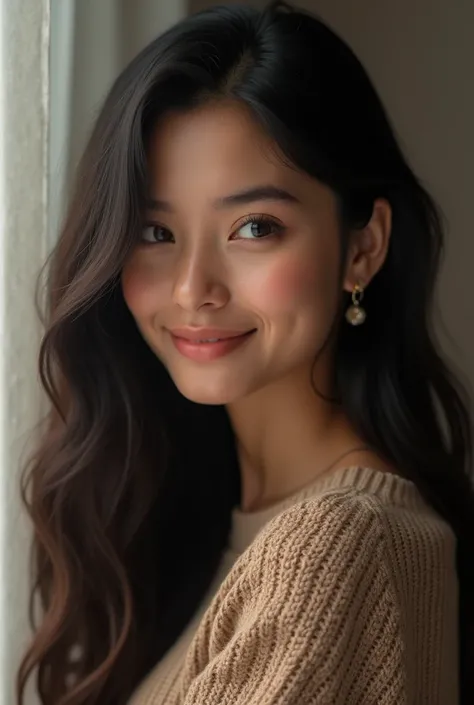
[169,327,255,341]
[192,336,232,343]
[168,329,256,361]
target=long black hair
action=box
[18,2,473,703]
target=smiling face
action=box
[121,100,346,404]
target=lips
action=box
[169,328,254,342]
[168,328,256,362]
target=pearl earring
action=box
[345,284,366,326]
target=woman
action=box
[17,1,473,703]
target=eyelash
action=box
[231,214,285,241]
[140,214,285,245]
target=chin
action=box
[173,382,240,406]
[170,372,251,406]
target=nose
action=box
[171,245,230,312]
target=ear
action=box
[343,198,392,293]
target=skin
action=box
[121,100,393,511]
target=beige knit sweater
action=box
[130,466,459,704]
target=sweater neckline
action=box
[230,465,420,555]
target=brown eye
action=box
[141,225,174,244]
[233,216,284,241]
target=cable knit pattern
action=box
[129,467,459,704]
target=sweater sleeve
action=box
[179,490,409,705]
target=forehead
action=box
[145,100,333,213]
[149,100,275,169]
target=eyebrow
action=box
[146,185,301,212]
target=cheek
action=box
[244,254,331,315]
[121,257,165,318]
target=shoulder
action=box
[245,473,453,569]
[246,488,388,575]
[216,488,397,623]
[229,484,456,614]
[212,477,455,638]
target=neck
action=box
[227,361,365,512]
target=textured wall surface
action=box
[0,1,50,703]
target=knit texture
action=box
[129,467,459,704]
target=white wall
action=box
[0,1,50,703]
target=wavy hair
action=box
[18,2,473,703]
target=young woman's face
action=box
[121,101,345,404]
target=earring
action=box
[345,284,366,326]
